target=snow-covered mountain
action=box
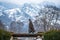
[0,3,41,25]
[0,1,60,33]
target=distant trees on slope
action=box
[0,20,5,30]
[34,5,60,32]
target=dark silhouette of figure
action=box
[29,19,35,33]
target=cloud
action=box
[0,0,60,5]
[0,0,45,5]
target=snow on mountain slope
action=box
[0,1,57,22]
[4,3,41,22]
[0,1,60,33]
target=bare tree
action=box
[9,21,24,33]
[34,6,60,32]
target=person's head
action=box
[29,19,31,21]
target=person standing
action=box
[29,19,35,33]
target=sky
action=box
[0,0,60,5]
